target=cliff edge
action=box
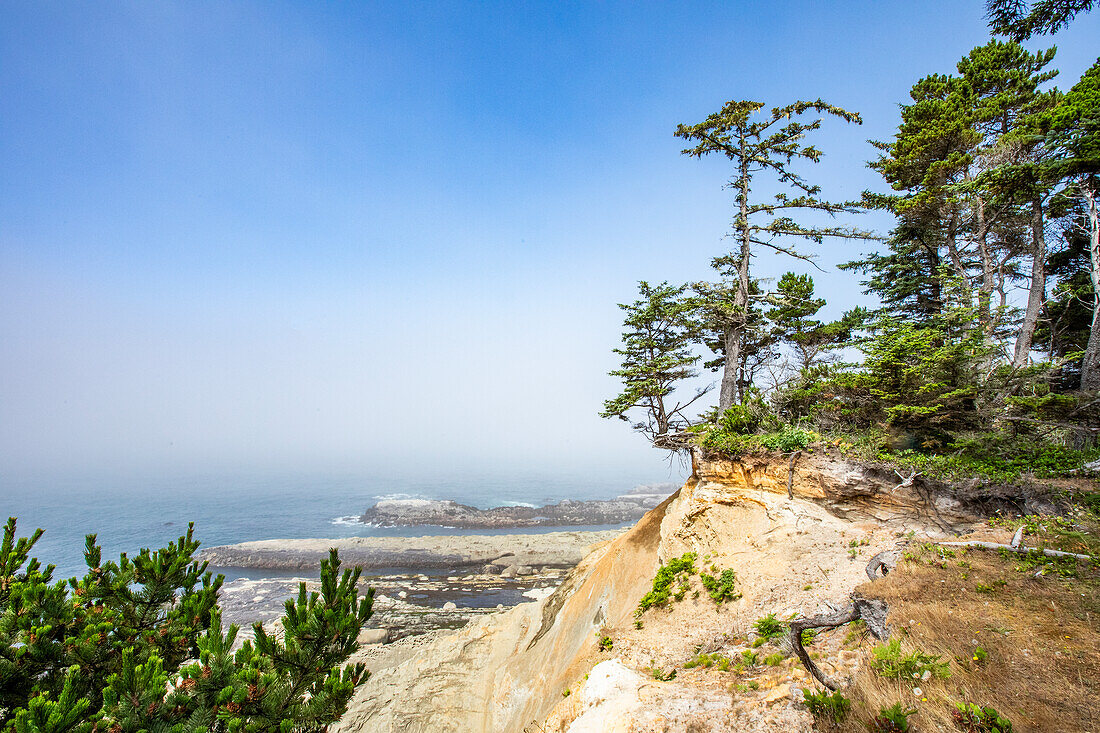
[334,449,1080,732]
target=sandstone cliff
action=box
[334,449,993,732]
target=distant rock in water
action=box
[358,492,671,529]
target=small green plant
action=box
[646,666,676,681]
[764,652,785,666]
[636,553,697,615]
[753,612,786,641]
[700,568,741,603]
[870,703,917,732]
[751,636,769,648]
[953,702,1013,732]
[597,635,613,651]
[803,688,851,724]
[740,649,759,665]
[971,646,988,663]
[976,582,994,593]
[801,628,818,645]
[634,619,643,629]
[562,688,571,697]
[870,639,951,680]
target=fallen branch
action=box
[788,597,890,690]
[892,470,920,490]
[937,541,1094,561]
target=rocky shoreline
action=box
[205,529,627,641]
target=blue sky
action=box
[2,1,1098,485]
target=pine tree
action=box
[987,0,1096,40]
[767,273,863,371]
[601,281,709,446]
[0,518,374,732]
[674,100,871,413]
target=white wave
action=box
[330,515,362,526]
[494,501,538,508]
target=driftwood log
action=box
[936,540,1094,561]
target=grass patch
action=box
[843,537,1100,732]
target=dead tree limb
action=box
[788,598,890,690]
[865,551,893,580]
[937,541,1093,561]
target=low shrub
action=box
[752,612,786,641]
[803,688,851,724]
[636,553,697,616]
[953,702,1013,732]
[870,703,917,732]
[870,639,951,680]
[700,568,741,603]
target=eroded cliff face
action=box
[335,450,984,733]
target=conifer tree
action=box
[767,273,863,371]
[674,100,871,413]
[601,281,709,446]
[987,0,1096,40]
[0,517,374,733]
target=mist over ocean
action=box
[1,467,681,580]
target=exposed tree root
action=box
[788,597,890,690]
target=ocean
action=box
[1,467,681,580]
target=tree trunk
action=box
[1012,197,1047,368]
[1081,185,1100,392]
[717,132,753,414]
[718,326,740,413]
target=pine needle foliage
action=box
[0,517,374,733]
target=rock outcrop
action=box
[334,450,988,732]
[358,493,671,529]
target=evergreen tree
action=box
[0,518,374,733]
[1034,59,1100,389]
[987,0,1096,40]
[674,100,871,413]
[601,281,708,446]
[767,273,863,371]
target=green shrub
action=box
[870,639,950,680]
[700,568,741,603]
[803,688,851,724]
[760,428,815,452]
[636,553,697,616]
[597,635,613,651]
[870,703,917,732]
[0,517,373,732]
[752,612,786,641]
[953,702,1013,732]
[764,652,785,666]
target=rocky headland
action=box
[356,487,674,528]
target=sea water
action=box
[1,467,680,580]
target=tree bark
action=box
[1081,185,1100,392]
[1012,197,1048,368]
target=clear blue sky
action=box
[2,1,1098,485]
